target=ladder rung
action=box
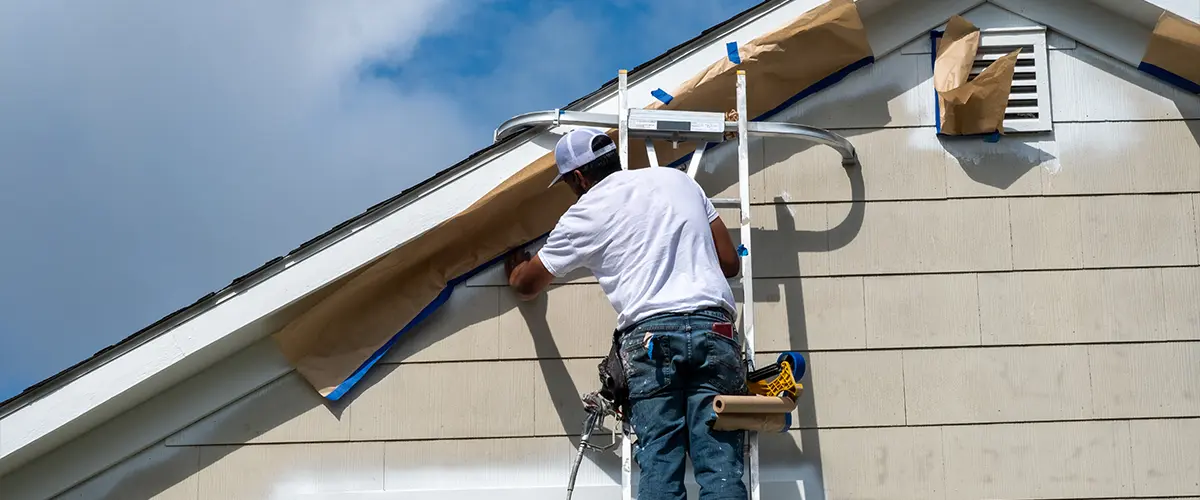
[711,198,741,207]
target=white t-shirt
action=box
[537,166,737,330]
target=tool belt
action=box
[597,328,631,420]
[596,306,735,420]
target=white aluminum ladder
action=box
[494,68,858,500]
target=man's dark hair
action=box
[576,134,621,183]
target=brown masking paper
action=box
[271,0,873,397]
[632,0,872,168]
[934,15,1020,136]
[712,413,790,433]
[1142,11,1200,90]
[713,395,797,414]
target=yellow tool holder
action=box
[747,352,806,401]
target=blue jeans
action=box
[618,308,748,500]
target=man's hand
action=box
[505,248,531,280]
[504,246,553,301]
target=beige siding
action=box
[749,203,832,277]
[757,127,951,203]
[1165,265,1200,337]
[380,285,501,363]
[1050,45,1200,122]
[497,284,615,359]
[349,361,537,440]
[821,199,1014,276]
[796,350,906,428]
[383,436,617,492]
[756,277,867,351]
[942,420,1136,500]
[864,274,980,348]
[903,346,1094,425]
[766,52,934,130]
[1009,196,1085,270]
[1130,419,1200,496]
[1080,194,1199,267]
[978,268,1172,345]
[765,427,946,500]
[1090,343,1200,419]
[195,443,384,499]
[942,133,1051,198]
[1047,121,1200,195]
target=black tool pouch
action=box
[597,329,631,419]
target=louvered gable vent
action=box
[972,26,1054,133]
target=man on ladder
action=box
[505,127,749,499]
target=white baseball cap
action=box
[548,128,617,188]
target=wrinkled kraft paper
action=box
[271,0,874,398]
[934,15,1020,136]
[632,0,873,168]
[1141,11,1200,92]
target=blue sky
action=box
[0,0,759,400]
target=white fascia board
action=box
[0,0,910,478]
[992,0,1161,67]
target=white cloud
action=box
[0,0,479,391]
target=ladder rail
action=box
[734,69,762,500]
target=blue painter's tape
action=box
[324,233,549,401]
[662,55,876,170]
[727,41,741,64]
[931,31,943,134]
[651,88,674,104]
[983,132,1001,143]
[329,54,884,399]
[1138,62,1200,94]
[737,244,748,257]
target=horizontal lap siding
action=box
[22,27,1200,500]
[57,420,1200,500]
[164,342,1200,444]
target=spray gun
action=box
[566,390,621,500]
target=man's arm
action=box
[710,216,740,278]
[505,248,555,301]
